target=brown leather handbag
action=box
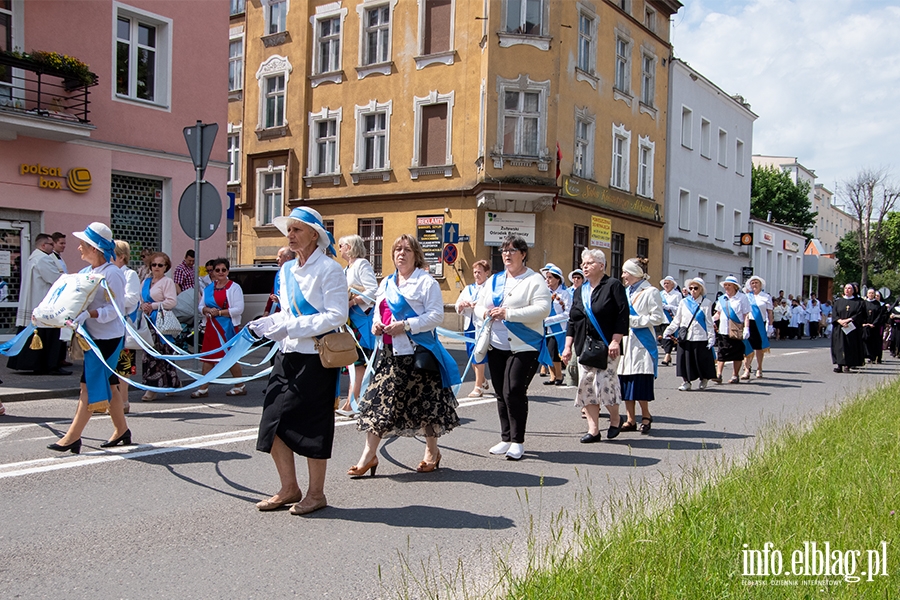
[314,330,358,368]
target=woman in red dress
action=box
[191,258,246,398]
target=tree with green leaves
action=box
[750,164,817,233]
[834,210,900,292]
[840,168,900,287]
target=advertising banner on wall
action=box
[483,212,535,246]
[417,215,445,277]
[590,215,611,248]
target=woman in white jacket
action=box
[455,259,491,397]
[663,277,716,391]
[617,258,667,434]
[474,235,551,460]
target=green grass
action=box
[503,380,900,599]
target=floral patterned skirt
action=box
[142,332,181,389]
[357,345,460,438]
[574,356,621,407]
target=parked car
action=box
[227,264,278,323]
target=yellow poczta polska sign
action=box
[19,163,92,194]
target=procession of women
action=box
[2,216,894,517]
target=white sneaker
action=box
[489,441,511,455]
[506,443,524,460]
[698,379,709,390]
[678,382,691,392]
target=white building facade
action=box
[664,59,757,290]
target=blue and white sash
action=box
[627,286,659,378]
[462,283,487,364]
[682,296,707,333]
[581,282,609,345]
[545,289,567,353]
[83,336,124,406]
[385,273,460,388]
[746,292,770,353]
[204,282,236,344]
[659,290,673,323]
[491,272,553,366]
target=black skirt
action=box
[715,333,746,362]
[676,340,717,382]
[257,351,339,459]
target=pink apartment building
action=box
[0,0,228,335]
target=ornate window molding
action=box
[492,74,550,170]
[255,55,292,133]
[410,90,455,180]
[305,106,343,187]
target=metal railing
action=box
[0,53,95,124]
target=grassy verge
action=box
[504,380,900,599]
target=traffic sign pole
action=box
[192,121,202,355]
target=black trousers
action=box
[486,349,539,444]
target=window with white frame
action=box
[265,0,287,35]
[228,35,243,92]
[735,139,745,175]
[412,91,455,173]
[573,107,594,179]
[353,100,392,175]
[503,91,540,156]
[227,128,241,184]
[681,106,692,148]
[506,0,544,35]
[615,0,630,14]
[640,53,654,106]
[256,55,292,130]
[636,136,654,198]
[614,37,629,93]
[256,167,284,226]
[361,4,391,65]
[644,6,656,32]
[700,118,711,158]
[610,123,631,190]
[0,1,13,100]
[307,107,342,177]
[733,210,742,241]
[698,196,709,236]
[115,4,171,106]
[718,128,728,167]
[678,190,690,231]
[576,10,595,74]
[419,0,453,58]
[317,17,341,73]
[230,0,245,16]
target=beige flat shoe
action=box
[289,497,327,516]
[256,491,303,511]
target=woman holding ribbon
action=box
[337,234,378,415]
[540,264,569,386]
[663,277,716,391]
[741,275,774,380]
[713,275,752,384]
[561,248,628,443]
[455,259,491,398]
[349,235,460,477]
[658,276,681,366]
[47,223,130,454]
[473,235,551,460]
[248,207,347,515]
[139,252,180,401]
[113,240,141,414]
[617,258,667,434]
[190,258,246,398]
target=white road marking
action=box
[0,397,499,479]
[780,351,810,356]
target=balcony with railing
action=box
[0,51,98,142]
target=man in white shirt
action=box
[7,233,69,375]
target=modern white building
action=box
[664,58,757,290]
[811,184,854,255]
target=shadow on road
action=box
[370,468,567,489]
[311,504,516,529]
[128,448,264,502]
[533,449,661,467]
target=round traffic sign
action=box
[178,181,222,241]
[442,243,458,264]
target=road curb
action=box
[1,388,82,403]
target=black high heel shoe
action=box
[100,429,132,448]
[48,439,82,454]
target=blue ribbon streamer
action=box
[746,292,771,353]
[627,289,659,378]
[490,272,553,367]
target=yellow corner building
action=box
[227,0,682,306]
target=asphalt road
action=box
[1,338,895,599]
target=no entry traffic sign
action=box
[442,243,458,264]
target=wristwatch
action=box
[403,320,411,332]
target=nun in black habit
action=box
[831,283,866,373]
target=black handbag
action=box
[578,335,608,370]
[413,345,440,372]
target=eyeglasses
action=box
[581,261,597,267]
[500,248,520,255]
[689,286,700,291]
[213,268,228,273]
[150,263,166,268]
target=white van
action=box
[227,265,278,322]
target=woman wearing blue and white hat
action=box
[658,275,681,367]
[47,222,129,454]
[248,207,348,515]
[541,263,569,386]
[741,275,774,380]
[713,275,751,384]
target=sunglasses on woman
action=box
[151,262,166,268]
[214,268,229,273]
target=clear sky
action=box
[670,0,900,196]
